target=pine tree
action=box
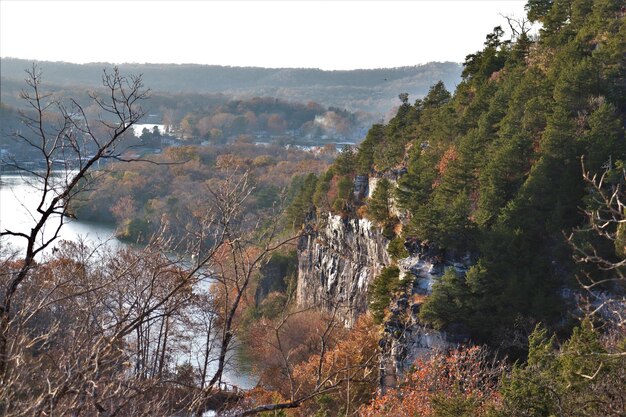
[368,178,393,224]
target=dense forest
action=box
[73,142,334,243]
[1,1,625,416]
[281,0,626,414]
[0,85,370,160]
[292,0,625,343]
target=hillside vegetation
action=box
[2,1,625,416]
[290,0,625,347]
[73,142,333,243]
[0,59,461,115]
[270,1,626,415]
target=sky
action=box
[1,1,531,70]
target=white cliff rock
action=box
[296,212,390,326]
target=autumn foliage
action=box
[360,346,504,417]
[243,314,380,416]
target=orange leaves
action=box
[243,314,379,416]
[436,146,458,176]
[215,153,250,171]
[360,346,504,417]
[247,310,343,386]
[431,145,458,189]
[111,195,138,223]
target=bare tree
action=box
[0,239,196,416]
[500,14,533,40]
[0,66,377,417]
[0,166,289,415]
[568,159,626,327]
[0,64,149,384]
[178,171,303,414]
[230,311,379,416]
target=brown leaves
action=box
[360,345,505,417]
[436,145,458,176]
[244,314,379,416]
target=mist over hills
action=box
[0,58,462,115]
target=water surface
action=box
[0,172,120,255]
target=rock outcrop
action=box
[295,201,472,388]
[379,241,472,390]
[296,213,390,326]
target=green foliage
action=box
[431,393,485,417]
[256,293,288,320]
[369,266,405,324]
[286,173,318,228]
[254,185,280,209]
[334,146,357,176]
[462,27,509,82]
[500,320,626,417]
[368,178,393,224]
[357,124,383,175]
[381,222,396,241]
[396,147,436,215]
[313,394,333,417]
[387,236,408,260]
[580,103,625,173]
[412,192,476,251]
[398,0,625,348]
[526,0,553,22]
[256,250,298,309]
[117,218,150,243]
[422,81,452,108]
[419,268,470,330]
[304,0,626,353]
[313,169,334,212]
[332,175,354,213]
[353,91,426,174]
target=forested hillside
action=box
[290,0,625,351]
[273,1,626,414]
[0,83,370,149]
[0,59,461,114]
[2,1,625,416]
[73,142,334,242]
[1,61,461,148]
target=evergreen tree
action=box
[368,178,393,224]
[286,173,318,228]
[500,321,625,417]
[369,266,404,324]
[356,124,383,175]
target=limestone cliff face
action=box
[295,185,470,388]
[380,241,471,390]
[296,213,390,326]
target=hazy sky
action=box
[1,1,531,70]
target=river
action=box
[0,172,255,408]
[0,172,121,254]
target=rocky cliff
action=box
[295,185,470,385]
[379,241,471,390]
[296,213,390,326]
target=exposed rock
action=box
[379,241,473,391]
[295,204,473,391]
[398,240,472,295]
[296,212,390,326]
[368,176,380,197]
[354,175,369,200]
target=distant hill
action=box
[0,58,462,115]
